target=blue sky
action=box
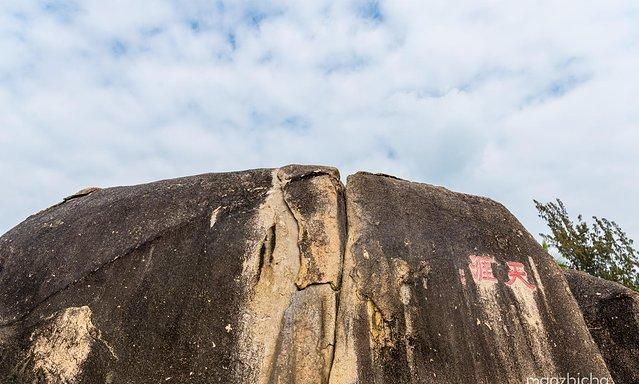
[1,1,638,244]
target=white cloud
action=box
[1,0,638,244]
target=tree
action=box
[534,199,639,291]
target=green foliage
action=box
[535,198,639,291]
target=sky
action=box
[1,1,638,246]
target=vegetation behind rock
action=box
[535,198,639,291]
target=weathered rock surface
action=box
[565,269,639,384]
[0,166,621,383]
[330,173,611,384]
[0,165,343,384]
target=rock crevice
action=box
[238,167,344,384]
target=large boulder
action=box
[0,166,615,383]
[329,172,611,384]
[0,165,345,384]
[565,269,639,384]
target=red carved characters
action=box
[465,255,536,291]
[505,261,536,290]
[468,255,497,284]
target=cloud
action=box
[1,0,638,244]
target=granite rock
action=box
[0,166,617,383]
[565,269,639,384]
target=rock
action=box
[565,269,639,384]
[0,166,617,383]
[329,172,611,384]
[0,165,343,384]
[63,187,101,202]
